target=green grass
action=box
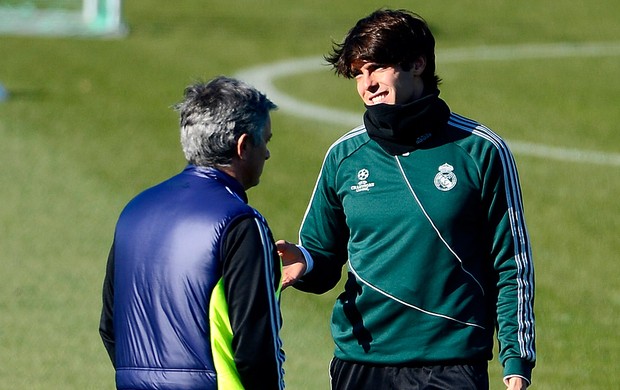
[1,0,619,388]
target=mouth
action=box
[368,91,388,105]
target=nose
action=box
[359,70,379,93]
[265,148,271,160]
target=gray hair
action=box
[175,76,277,167]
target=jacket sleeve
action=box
[295,151,349,294]
[221,216,285,390]
[483,143,536,382]
[99,243,116,367]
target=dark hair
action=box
[325,9,441,89]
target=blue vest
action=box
[112,165,255,390]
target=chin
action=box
[248,179,260,189]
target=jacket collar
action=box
[183,165,248,204]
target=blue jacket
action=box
[100,165,285,390]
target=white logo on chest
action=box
[434,163,457,191]
[351,168,375,192]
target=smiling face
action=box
[354,59,425,106]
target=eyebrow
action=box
[351,62,389,74]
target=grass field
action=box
[1,1,619,389]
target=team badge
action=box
[351,168,375,192]
[434,163,457,191]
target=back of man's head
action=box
[175,76,276,167]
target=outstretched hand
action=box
[276,240,307,289]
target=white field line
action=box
[235,42,620,166]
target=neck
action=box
[363,90,450,155]
[214,164,248,189]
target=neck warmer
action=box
[363,90,450,155]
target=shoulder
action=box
[121,170,255,226]
[324,125,371,161]
[445,113,521,185]
[446,112,513,158]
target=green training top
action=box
[296,109,536,382]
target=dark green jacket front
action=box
[296,107,536,382]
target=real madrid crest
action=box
[434,163,457,191]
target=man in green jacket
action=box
[278,9,535,390]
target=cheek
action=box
[355,79,365,99]
[393,82,412,103]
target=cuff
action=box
[503,358,533,386]
[296,245,313,274]
[503,374,530,387]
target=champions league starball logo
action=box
[434,163,457,191]
[357,168,369,181]
[351,168,375,193]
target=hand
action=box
[276,240,307,289]
[506,376,528,390]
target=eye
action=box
[370,64,388,72]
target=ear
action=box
[412,56,426,75]
[236,133,251,160]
